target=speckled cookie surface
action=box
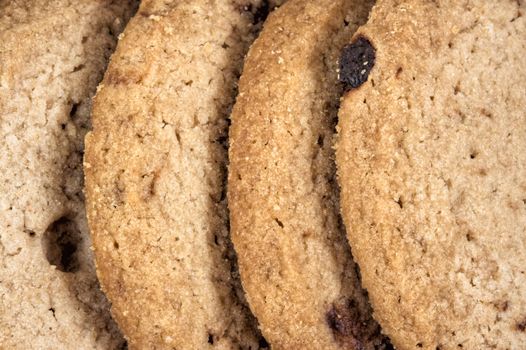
[228,0,391,349]
[0,1,136,349]
[336,1,526,349]
[84,0,279,348]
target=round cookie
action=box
[84,0,280,348]
[228,0,391,348]
[0,0,137,349]
[336,0,526,349]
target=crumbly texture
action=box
[0,1,137,349]
[336,1,526,349]
[228,0,391,348]
[84,0,279,348]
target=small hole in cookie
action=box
[207,333,214,344]
[72,64,85,73]
[317,135,324,147]
[42,216,82,273]
[69,103,80,120]
[343,19,350,26]
[470,151,478,159]
[274,218,284,228]
[49,307,56,319]
[493,300,509,312]
[416,343,423,348]
[25,229,36,237]
[395,197,404,209]
[454,83,461,95]
[113,241,119,249]
[481,108,494,119]
[396,66,403,78]
[466,231,474,242]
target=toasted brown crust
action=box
[337,0,526,349]
[228,0,390,349]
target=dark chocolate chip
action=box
[69,102,79,120]
[339,36,376,90]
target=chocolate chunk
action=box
[339,36,376,90]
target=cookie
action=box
[336,1,526,349]
[0,1,137,348]
[84,0,281,348]
[228,0,391,348]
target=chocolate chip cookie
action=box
[337,0,526,349]
[84,0,281,348]
[228,0,391,348]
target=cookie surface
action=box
[84,0,278,348]
[0,1,136,348]
[228,0,391,348]
[336,1,526,349]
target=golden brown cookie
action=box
[228,0,391,348]
[0,0,137,348]
[337,0,526,349]
[84,0,281,348]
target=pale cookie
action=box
[228,0,391,348]
[337,0,526,349]
[84,0,281,348]
[0,0,137,349]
